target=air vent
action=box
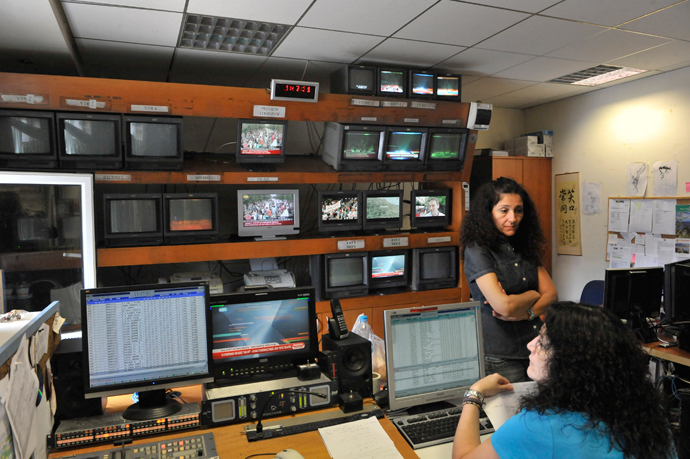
[549,65,646,86]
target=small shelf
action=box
[0,250,83,272]
[314,287,462,314]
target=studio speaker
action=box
[319,333,373,398]
[51,338,105,421]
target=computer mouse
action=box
[274,449,305,459]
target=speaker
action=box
[319,333,372,398]
[51,338,105,421]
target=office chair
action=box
[579,280,605,306]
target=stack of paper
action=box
[318,416,404,459]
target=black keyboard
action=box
[60,432,218,459]
[394,407,494,449]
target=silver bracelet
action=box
[464,389,484,405]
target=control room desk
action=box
[643,340,690,367]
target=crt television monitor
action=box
[383,127,428,171]
[321,123,384,172]
[411,246,459,291]
[384,301,484,411]
[103,193,163,247]
[425,128,468,171]
[237,189,300,241]
[81,281,213,420]
[435,74,462,102]
[408,70,436,100]
[369,249,409,291]
[664,260,690,323]
[123,115,184,171]
[236,119,287,166]
[208,287,318,381]
[309,252,369,301]
[362,190,403,231]
[163,193,219,245]
[331,65,377,96]
[318,190,362,233]
[410,189,451,229]
[56,112,123,170]
[378,68,407,97]
[0,109,58,169]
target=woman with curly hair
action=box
[452,302,676,459]
[461,177,557,382]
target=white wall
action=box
[525,67,690,301]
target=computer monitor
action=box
[103,193,163,247]
[378,68,407,97]
[163,193,219,245]
[81,281,213,420]
[383,127,428,171]
[123,115,184,171]
[362,190,403,231]
[330,65,377,96]
[408,70,436,100]
[237,189,300,241]
[664,260,690,323]
[0,109,58,169]
[309,252,369,301]
[410,189,451,229]
[411,246,459,291]
[369,249,409,291]
[56,112,123,170]
[321,123,385,172]
[236,119,287,169]
[435,74,462,102]
[208,287,318,382]
[384,302,484,411]
[425,128,468,171]
[318,190,362,233]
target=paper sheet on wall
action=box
[6,335,38,459]
[653,199,677,235]
[609,245,633,268]
[609,199,630,233]
[484,382,537,430]
[318,415,403,459]
[652,161,677,197]
[629,200,653,233]
[582,182,601,215]
[626,163,648,196]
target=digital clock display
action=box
[270,79,319,103]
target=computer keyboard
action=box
[393,406,494,449]
[59,432,218,459]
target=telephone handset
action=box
[328,299,349,340]
[243,269,296,289]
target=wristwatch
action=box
[527,308,537,321]
[464,389,485,405]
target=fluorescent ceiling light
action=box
[549,65,647,86]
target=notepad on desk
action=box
[318,415,404,459]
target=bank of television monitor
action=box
[208,287,318,381]
[103,193,163,247]
[410,189,451,229]
[56,112,123,170]
[436,74,462,102]
[384,302,484,411]
[378,68,406,97]
[383,127,428,171]
[369,249,409,291]
[237,189,300,240]
[425,128,468,171]
[664,260,690,323]
[81,281,212,421]
[310,252,369,301]
[318,190,362,233]
[409,71,436,100]
[163,193,219,245]
[321,123,385,172]
[0,109,58,169]
[411,246,459,291]
[331,65,377,96]
[123,115,184,171]
[236,119,287,165]
[362,190,403,231]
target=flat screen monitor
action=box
[383,127,428,171]
[318,190,362,233]
[436,74,462,102]
[369,249,409,291]
[321,123,384,172]
[410,189,451,229]
[664,260,690,324]
[362,190,403,231]
[0,109,58,169]
[81,281,213,420]
[378,68,407,97]
[236,119,287,169]
[123,115,184,171]
[411,246,459,291]
[425,128,468,171]
[103,193,163,247]
[56,112,123,170]
[409,71,436,100]
[384,301,484,411]
[331,65,377,96]
[237,189,300,241]
[310,252,369,301]
[163,193,219,245]
[208,287,318,381]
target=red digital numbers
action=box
[284,85,312,93]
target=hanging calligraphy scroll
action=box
[555,172,582,256]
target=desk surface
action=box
[642,331,690,367]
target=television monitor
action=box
[0,109,58,169]
[56,112,123,170]
[309,252,369,301]
[321,123,385,172]
[208,287,318,382]
[123,115,184,171]
[411,246,459,291]
[318,190,362,233]
[103,193,163,247]
[383,127,428,171]
[330,65,377,96]
[603,267,664,342]
[369,249,409,291]
[436,74,462,102]
[408,70,436,100]
[664,260,690,324]
[362,190,403,231]
[383,301,484,412]
[81,281,213,420]
[378,68,407,97]
[236,119,287,170]
[410,189,451,229]
[425,128,469,171]
[237,189,300,241]
[163,193,219,245]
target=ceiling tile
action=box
[168,48,267,86]
[394,1,530,47]
[504,81,592,99]
[357,39,465,67]
[462,77,535,100]
[546,29,671,63]
[540,0,681,27]
[433,48,536,76]
[271,28,384,63]
[187,0,314,25]
[494,56,597,81]
[619,2,690,41]
[607,41,690,71]
[298,0,437,36]
[63,2,183,46]
[62,0,185,12]
[467,0,563,13]
[483,94,543,109]
[76,38,173,81]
